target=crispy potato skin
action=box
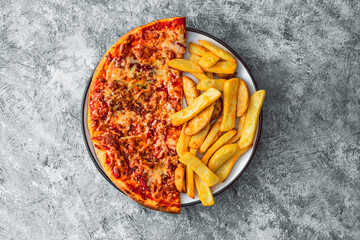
[175,163,186,193]
[237,79,250,117]
[221,78,240,131]
[189,124,211,149]
[211,97,223,120]
[184,103,214,135]
[168,59,203,73]
[203,61,237,74]
[214,72,237,79]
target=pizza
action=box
[88,17,186,213]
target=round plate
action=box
[81,27,262,207]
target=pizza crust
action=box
[88,17,185,214]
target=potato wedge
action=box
[171,88,221,126]
[221,78,240,131]
[175,163,186,192]
[191,73,211,82]
[189,124,210,149]
[202,61,237,74]
[194,174,214,206]
[168,59,203,73]
[189,148,197,155]
[237,79,250,117]
[176,123,191,157]
[186,165,195,198]
[198,40,236,62]
[214,72,237,79]
[189,42,209,56]
[215,146,252,182]
[199,117,223,153]
[238,90,266,149]
[197,79,226,92]
[211,97,223,120]
[205,72,214,78]
[201,129,237,165]
[208,143,239,172]
[189,54,201,64]
[183,76,199,105]
[184,103,214,135]
[198,51,220,68]
[179,152,220,187]
[228,115,246,144]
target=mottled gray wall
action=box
[0,0,359,239]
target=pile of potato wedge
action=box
[168,40,266,206]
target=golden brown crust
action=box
[88,17,185,214]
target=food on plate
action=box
[221,78,240,131]
[176,123,191,157]
[88,17,186,213]
[178,152,220,187]
[194,174,214,206]
[208,143,239,172]
[189,42,209,56]
[171,88,221,126]
[196,79,226,91]
[168,59,203,73]
[202,61,237,74]
[189,54,201,64]
[228,115,246,144]
[238,90,265,149]
[189,124,211,149]
[198,51,220,68]
[215,146,252,181]
[185,103,215,135]
[186,148,197,199]
[214,72,237,79]
[201,129,237,165]
[183,76,200,105]
[237,79,250,117]
[182,76,214,135]
[175,163,186,193]
[205,72,214,78]
[211,98,223,120]
[198,40,236,62]
[199,117,223,153]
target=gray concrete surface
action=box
[0,0,359,239]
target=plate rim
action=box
[81,27,263,208]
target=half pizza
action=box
[88,17,186,213]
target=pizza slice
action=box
[88,17,186,213]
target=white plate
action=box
[81,28,262,207]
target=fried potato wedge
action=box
[179,152,220,187]
[176,123,191,157]
[202,61,237,74]
[198,51,220,68]
[197,79,226,92]
[168,59,203,73]
[185,103,215,135]
[208,143,239,172]
[205,72,214,78]
[237,79,250,117]
[189,42,209,56]
[183,76,199,105]
[189,54,201,64]
[189,124,210,149]
[191,73,211,82]
[195,174,214,206]
[238,90,265,149]
[175,163,186,192]
[199,117,223,153]
[228,115,246,144]
[171,88,221,126]
[211,97,223,120]
[214,72,237,79]
[215,146,252,182]
[186,165,195,198]
[221,78,240,131]
[201,130,237,165]
[198,40,236,62]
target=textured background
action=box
[1,0,359,239]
